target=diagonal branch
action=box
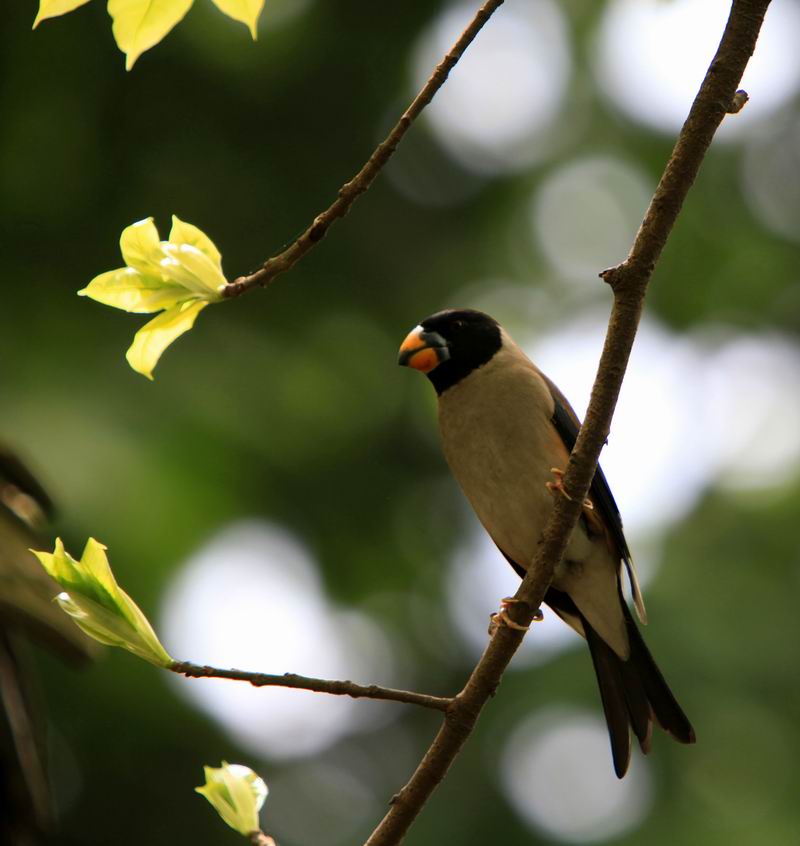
[170,661,452,712]
[363,2,773,845]
[223,0,505,299]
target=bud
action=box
[196,762,268,836]
[31,538,172,667]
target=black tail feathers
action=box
[582,601,695,778]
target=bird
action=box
[398,308,695,777]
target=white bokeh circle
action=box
[741,113,800,243]
[700,331,800,489]
[500,709,653,843]
[412,0,571,173]
[594,0,800,136]
[531,156,653,282]
[447,516,578,666]
[526,314,713,534]
[160,520,395,759]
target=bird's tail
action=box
[582,600,696,778]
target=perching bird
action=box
[398,308,695,777]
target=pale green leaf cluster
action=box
[33,1,265,69]
[30,538,173,668]
[79,216,227,379]
[196,762,268,836]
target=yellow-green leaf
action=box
[125,299,208,380]
[160,243,226,296]
[119,217,166,274]
[108,0,195,70]
[32,538,78,584]
[79,267,188,313]
[169,215,222,269]
[80,539,122,604]
[33,0,92,28]
[32,538,116,609]
[210,0,264,39]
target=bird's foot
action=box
[488,597,543,637]
[546,468,594,510]
[545,467,572,500]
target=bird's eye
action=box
[453,320,465,329]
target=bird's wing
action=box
[538,371,647,624]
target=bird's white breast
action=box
[437,341,566,570]
[437,336,629,656]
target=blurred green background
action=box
[2,1,800,844]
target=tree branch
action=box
[223,0,505,299]
[169,661,452,712]
[363,2,772,845]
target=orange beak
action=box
[397,326,450,373]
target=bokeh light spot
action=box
[412,0,571,174]
[526,314,713,534]
[531,156,653,282]
[594,0,800,136]
[448,518,577,665]
[268,761,377,846]
[741,114,800,243]
[160,520,395,759]
[500,709,653,842]
[701,332,800,489]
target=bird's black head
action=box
[398,309,502,394]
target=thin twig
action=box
[223,0,505,299]
[363,2,772,845]
[248,831,276,846]
[170,661,452,712]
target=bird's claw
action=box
[488,597,543,636]
[546,467,573,501]
[546,468,594,510]
[489,609,529,635]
